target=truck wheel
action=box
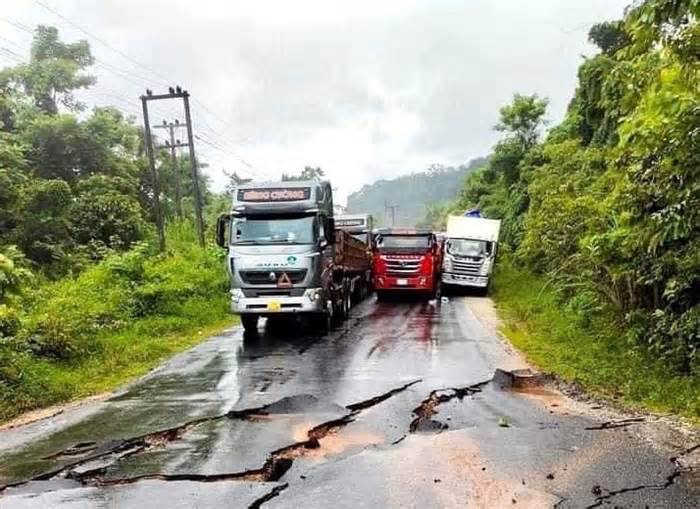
[241,314,259,334]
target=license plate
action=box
[267,300,281,311]
[396,279,408,286]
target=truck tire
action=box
[241,314,259,334]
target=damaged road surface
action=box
[1,297,698,508]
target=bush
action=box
[23,230,227,361]
[0,305,21,337]
[0,225,232,421]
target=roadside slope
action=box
[490,263,700,423]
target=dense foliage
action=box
[346,157,486,227]
[0,27,232,420]
[451,1,699,374]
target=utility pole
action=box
[153,119,184,219]
[140,86,205,248]
[385,200,399,226]
[182,91,205,248]
[141,94,166,252]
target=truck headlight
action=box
[305,289,322,302]
[231,289,244,302]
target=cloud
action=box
[1,0,629,203]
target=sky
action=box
[1,0,629,204]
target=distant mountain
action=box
[345,157,487,227]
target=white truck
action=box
[441,215,501,293]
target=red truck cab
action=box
[372,228,441,299]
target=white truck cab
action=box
[441,215,501,293]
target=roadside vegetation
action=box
[492,262,700,421]
[427,1,699,418]
[0,27,238,422]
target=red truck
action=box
[372,228,441,299]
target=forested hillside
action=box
[441,1,699,413]
[346,158,486,227]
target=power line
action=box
[28,3,260,165]
[32,0,172,87]
[4,8,270,180]
[194,134,268,179]
[0,47,24,63]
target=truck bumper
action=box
[441,273,489,288]
[231,288,325,315]
[374,275,434,291]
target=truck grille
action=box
[449,256,482,275]
[239,269,307,285]
[385,258,421,276]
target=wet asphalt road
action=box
[0,296,698,508]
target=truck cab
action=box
[335,214,374,250]
[216,181,336,332]
[441,215,501,293]
[372,228,440,299]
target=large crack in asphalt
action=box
[3,371,697,508]
[0,379,422,496]
[409,379,490,433]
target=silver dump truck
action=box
[216,180,371,334]
[335,213,374,299]
[441,215,501,294]
[335,214,374,249]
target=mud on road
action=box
[0,296,698,508]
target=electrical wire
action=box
[4,7,270,180]
[31,0,258,154]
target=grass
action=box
[491,262,700,423]
[11,315,235,418]
[0,224,237,423]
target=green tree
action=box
[0,25,94,114]
[14,179,73,265]
[495,94,549,149]
[588,21,630,54]
[282,166,325,181]
[70,176,146,253]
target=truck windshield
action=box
[447,239,487,256]
[377,235,430,252]
[231,215,316,245]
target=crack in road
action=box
[584,417,645,431]
[409,379,491,433]
[0,379,423,497]
[585,442,699,508]
[248,483,289,509]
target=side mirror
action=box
[216,214,230,248]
